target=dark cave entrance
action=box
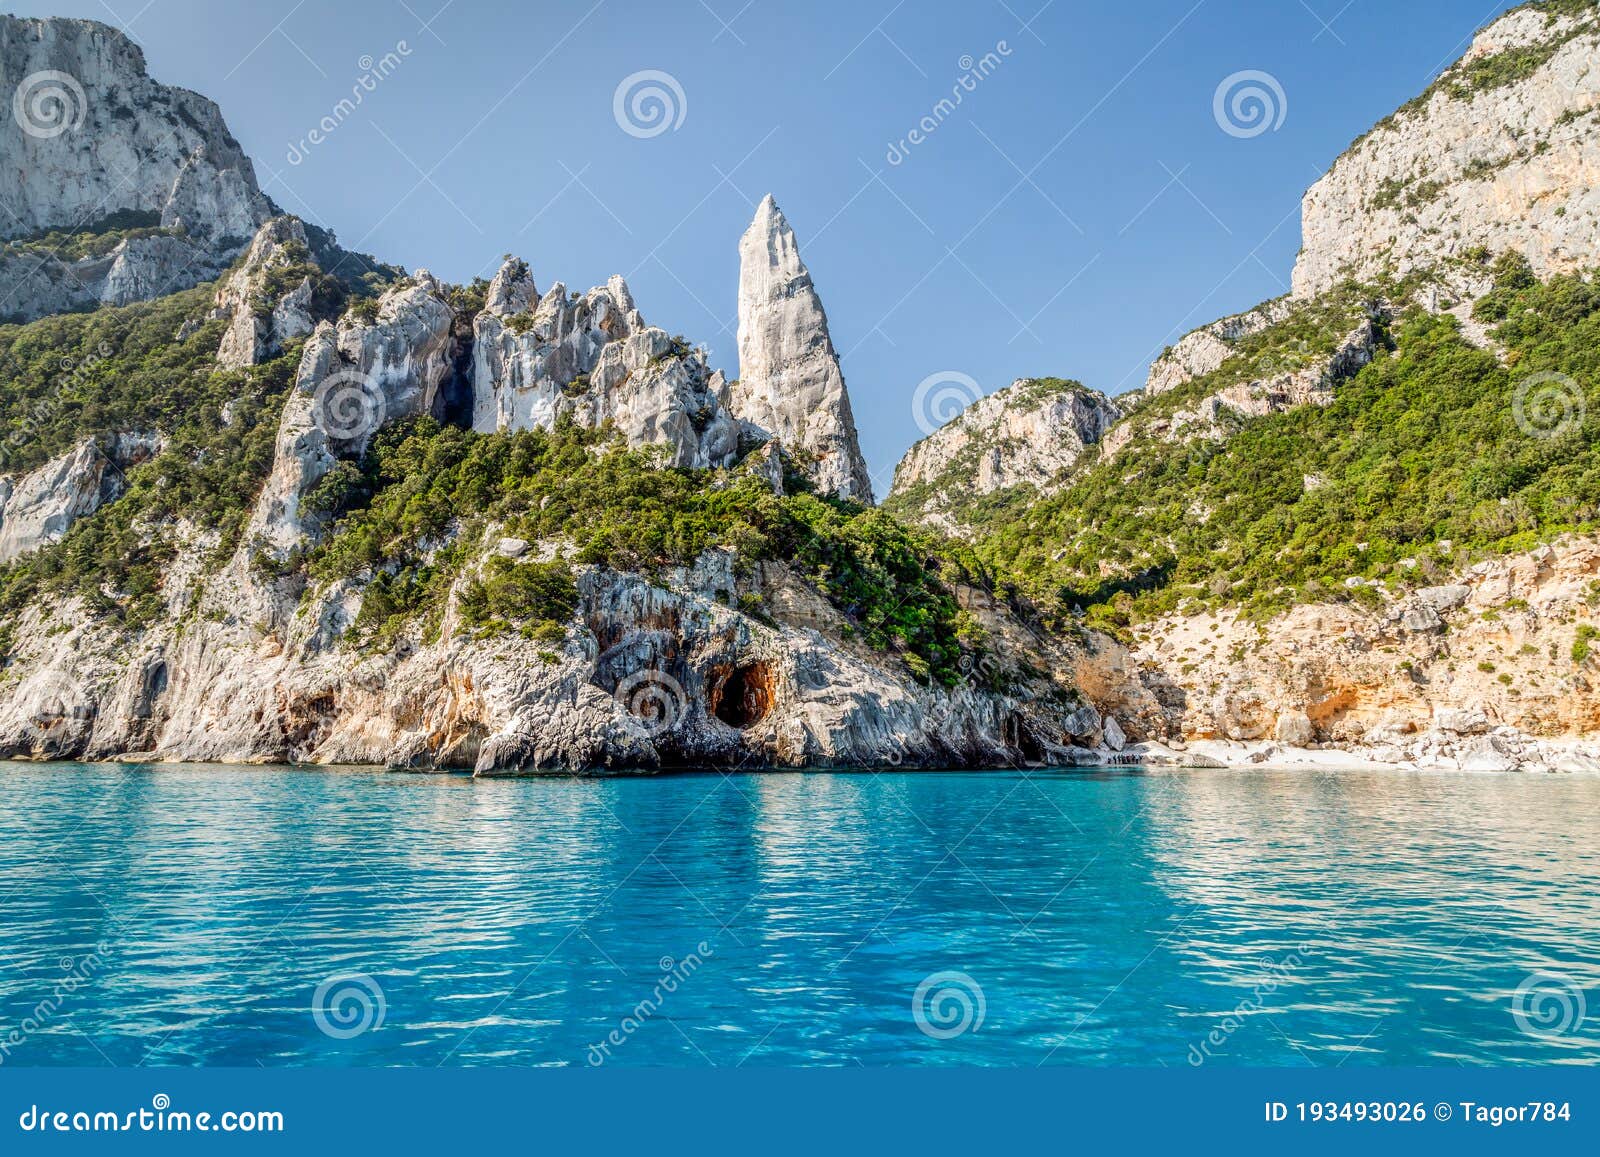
[1006,714,1047,766]
[132,660,169,720]
[432,314,477,429]
[710,663,775,730]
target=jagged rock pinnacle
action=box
[733,195,874,503]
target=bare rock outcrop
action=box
[470,260,738,469]
[1293,4,1600,297]
[0,434,160,563]
[0,16,274,321]
[1130,535,1600,771]
[1143,299,1294,397]
[213,217,317,369]
[733,195,873,503]
[0,521,1133,772]
[888,378,1121,531]
[247,273,455,557]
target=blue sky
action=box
[14,0,1519,486]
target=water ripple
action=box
[0,762,1597,1066]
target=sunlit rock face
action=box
[887,378,1121,534]
[733,195,874,503]
[1293,5,1600,298]
[0,16,275,321]
[213,217,318,370]
[0,434,160,564]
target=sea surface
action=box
[0,761,1597,1067]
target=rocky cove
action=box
[3,5,1600,776]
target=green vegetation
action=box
[0,209,173,266]
[0,285,299,628]
[0,284,233,473]
[460,557,579,641]
[960,256,1600,627]
[306,419,990,683]
[1369,177,1444,213]
[251,239,346,321]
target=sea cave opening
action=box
[710,663,774,730]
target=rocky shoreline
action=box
[4,7,1600,776]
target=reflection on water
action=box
[0,762,1596,1067]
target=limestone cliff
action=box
[469,260,740,470]
[733,196,874,503]
[5,7,1600,778]
[0,433,160,563]
[0,15,274,321]
[886,379,1120,532]
[1132,535,1600,773]
[0,235,1142,772]
[1293,2,1600,297]
[213,217,318,370]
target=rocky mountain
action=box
[0,15,274,322]
[468,258,742,472]
[0,433,159,563]
[879,0,1600,771]
[0,16,1118,774]
[733,196,874,503]
[3,4,1599,776]
[1293,2,1600,298]
[885,378,1120,532]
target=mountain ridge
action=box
[1,5,1598,774]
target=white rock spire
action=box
[733,195,874,503]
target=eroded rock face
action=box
[733,195,873,503]
[0,232,242,323]
[470,260,739,469]
[579,329,741,470]
[0,16,274,320]
[1129,535,1600,768]
[0,16,270,238]
[471,274,638,433]
[0,434,160,563]
[888,379,1121,531]
[0,526,1136,773]
[248,274,455,557]
[1293,5,1600,297]
[1099,308,1385,465]
[214,217,316,369]
[1143,300,1294,397]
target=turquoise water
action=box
[0,761,1597,1067]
